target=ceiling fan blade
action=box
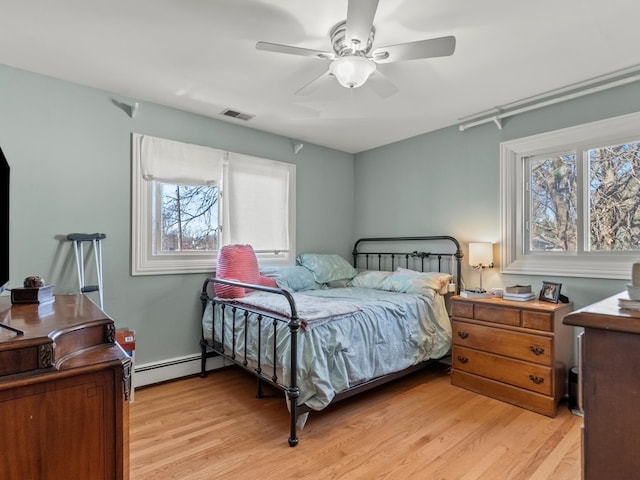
[372,35,456,64]
[366,71,399,98]
[256,41,334,60]
[294,70,334,96]
[346,0,379,49]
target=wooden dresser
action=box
[451,296,573,416]
[563,292,640,480]
[0,294,131,480]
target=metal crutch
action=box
[67,233,106,310]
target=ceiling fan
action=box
[256,0,456,97]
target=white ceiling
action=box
[2,0,640,153]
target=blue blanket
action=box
[202,287,451,411]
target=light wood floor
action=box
[129,364,582,480]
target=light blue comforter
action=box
[202,287,451,410]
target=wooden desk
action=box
[563,292,640,480]
[0,294,130,480]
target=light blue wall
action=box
[3,62,639,371]
[0,65,354,365]
[354,81,640,311]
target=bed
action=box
[199,236,463,446]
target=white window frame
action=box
[131,134,296,275]
[500,111,640,279]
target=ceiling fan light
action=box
[329,55,376,89]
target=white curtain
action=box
[222,152,293,252]
[140,135,223,185]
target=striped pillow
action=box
[215,244,260,298]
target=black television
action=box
[0,147,8,292]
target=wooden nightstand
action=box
[451,295,573,416]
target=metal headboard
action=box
[352,236,463,294]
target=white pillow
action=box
[379,268,452,295]
[350,270,393,289]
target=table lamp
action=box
[468,242,493,292]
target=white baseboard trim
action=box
[134,353,225,389]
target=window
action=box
[157,183,219,253]
[501,111,640,279]
[132,134,295,275]
[527,151,577,252]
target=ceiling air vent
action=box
[220,108,254,121]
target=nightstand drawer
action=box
[453,346,552,395]
[522,310,553,331]
[474,304,521,326]
[451,301,473,318]
[452,321,552,365]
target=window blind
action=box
[223,152,293,252]
[139,134,223,186]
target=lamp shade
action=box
[329,55,376,89]
[469,242,493,267]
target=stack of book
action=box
[503,292,535,301]
[619,280,640,311]
[618,298,640,311]
[618,272,640,312]
[503,284,535,302]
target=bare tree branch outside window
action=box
[589,142,640,251]
[528,141,640,253]
[160,184,219,252]
[529,154,577,251]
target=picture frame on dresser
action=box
[539,281,562,303]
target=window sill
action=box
[501,254,633,280]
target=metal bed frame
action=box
[199,236,463,446]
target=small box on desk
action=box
[116,328,135,355]
[11,285,54,304]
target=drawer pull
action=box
[457,356,469,364]
[529,345,545,355]
[457,331,469,339]
[529,375,545,385]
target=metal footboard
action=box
[200,277,302,447]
